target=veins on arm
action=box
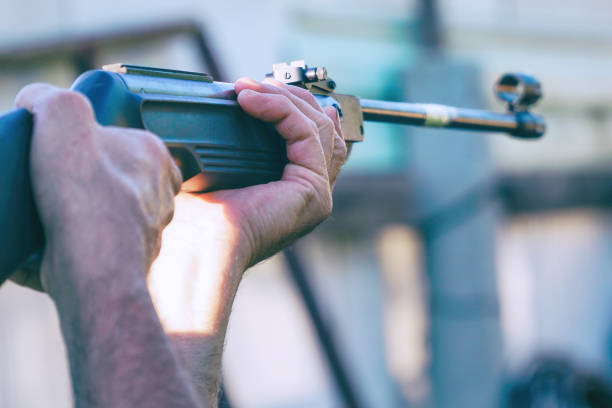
[47,248,206,408]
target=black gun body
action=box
[0,69,297,279]
[0,109,43,280]
[76,69,289,190]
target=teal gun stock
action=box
[0,61,546,280]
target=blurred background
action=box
[1,0,611,407]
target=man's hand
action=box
[10,84,183,293]
[230,78,347,263]
[14,84,203,407]
[15,84,181,290]
[148,78,347,405]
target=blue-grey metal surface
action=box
[404,58,503,408]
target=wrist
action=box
[147,194,251,335]
[41,227,149,304]
[148,231,247,335]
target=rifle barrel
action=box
[359,99,544,138]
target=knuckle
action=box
[15,83,57,108]
[334,135,348,160]
[303,180,333,221]
[270,92,291,106]
[139,131,168,158]
[48,91,93,116]
[274,84,293,97]
[285,84,302,93]
[260,93,291,115]
[321,115,335,134]
[303,92,319,106]
[319,192,333,220]
[303,118,319,139]
[289,84,317,103]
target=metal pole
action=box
[360,99,545,138]
[282,247,362,408]
[404,59,504,408]
[419,0,443,53]
[362,99,517,132]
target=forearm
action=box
[149,248,244,408]
[149,250,242,408]
[148,195,248,407]
[167,334,225,408]
[143,76,346,406]
[45,238,203,408]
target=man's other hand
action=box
[147,78,347,405]
[149,78,347,334]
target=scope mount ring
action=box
[494,73,542,112]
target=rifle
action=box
[0,60,545,279]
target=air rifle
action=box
[0,60,546,278]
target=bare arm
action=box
[148,77,348,406]
[16,84,205,408]
[46,241,202,408]
[148,194,249,405]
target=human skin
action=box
[148,77,347,406]
[8,77,346,407]
[14,84,203,407]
